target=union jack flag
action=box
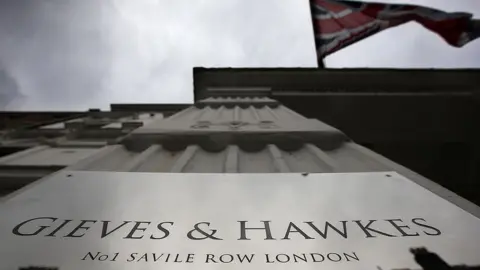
[312,0,480,58]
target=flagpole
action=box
[309,0,325,68]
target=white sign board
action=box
[1,171,480,270]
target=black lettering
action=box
[412,218,441,236]
[353,220,396,238]
[124,221,151,239]
[237,254,254,263]
[327,253,342,262]
[153,253,164,262]
[46,219,72,237]
[220,254,234,263]
[206,254,217,263]
[344,252,359,262]
[12,217,57,236]
[111,253,119,261]
[138,253,148,262]
[187,222,223,240]
[174,254,183,263]
[293,253,308,263]
[127,253,138,262]
[186,254,195,263]
[238,221,275,240]
[150,222,173,239]
[64,220,97,238]
[265,254,275,263]
[283,222,313,240]
[305,221,348,239]
[386,219,420,237]
[276,254,290,263]
[310,253,325,262]
[99,255,109,261]
[101,221,131,238]
[82,252,100,261]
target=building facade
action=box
[194,68,480,205]
[2,69,480,270]
[0,68,478,207]
[1,87,479,221]
[0,104,188,196]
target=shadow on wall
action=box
[387,247,480,270]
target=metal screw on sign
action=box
[259,120,277,129]
[229,121,247,130]
[191,121,211,129]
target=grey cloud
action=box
[0,65,23,110]
[0,0,114,110]
[0,0,316,111]
[0,0,478,111]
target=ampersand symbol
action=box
[187,222,223,240]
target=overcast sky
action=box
[0,0,479,111]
